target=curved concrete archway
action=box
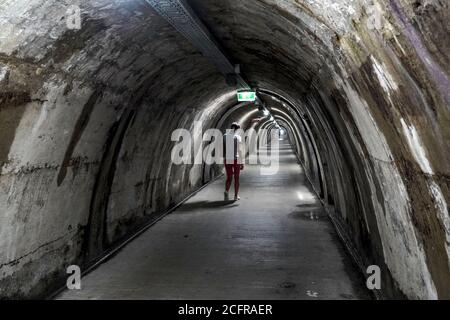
[0,0,449,299]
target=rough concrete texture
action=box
[0,0,449,299]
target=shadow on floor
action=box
[176,200,239,212]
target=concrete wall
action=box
[0,0,449,299]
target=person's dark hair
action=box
[231,122,240,130]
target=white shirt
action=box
[223,133,242,162]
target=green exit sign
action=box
[237,91,256,102]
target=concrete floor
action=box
[57,141,371,300]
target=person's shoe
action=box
[234,195,240,201]
[224,192,229,201]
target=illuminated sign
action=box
[237,91,256,102]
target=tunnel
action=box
[0,0,449,300]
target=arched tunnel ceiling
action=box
[188,0,338,92]
[0,0,449,299]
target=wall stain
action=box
[56,89,102,186]
[83,109,136,261]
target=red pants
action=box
[225,160,241,195]
[225,160,241,177]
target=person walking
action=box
[223,122,244,201]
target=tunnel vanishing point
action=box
[0,0,449,300]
